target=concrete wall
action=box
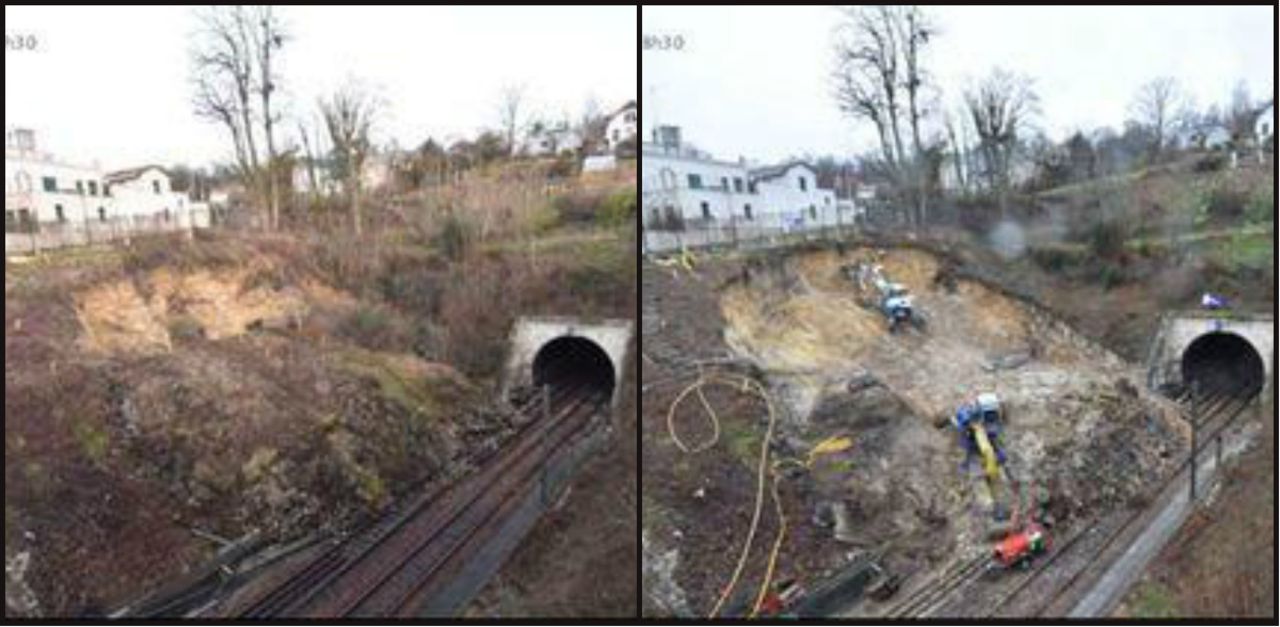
[503,316,633,408]
[1147,311,1274,397]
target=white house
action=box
[521,123,583,157]
[604,101,637,153]
[5,129,111,228]
[104,166,190,222]
[1255,101,1274,146]
[5,129,204,235]
[641,125,843,231]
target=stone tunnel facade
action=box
[503,316,633,408]
[1147,311,1274,399]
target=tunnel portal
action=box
[1180,331,1265,398]
[531,336,617,401]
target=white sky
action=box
[5,6,636,171]
[642,5,1275,163]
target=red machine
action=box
[992,522,1049,568]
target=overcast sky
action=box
[642,5,1275,164]
[5,6,636,171]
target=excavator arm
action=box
[970,424,1001,483]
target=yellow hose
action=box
[665,374,780,618]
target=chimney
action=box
[7,128,36,152]
[654,125,681,153]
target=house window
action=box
[4,211,16,232]
[810,205,817,220]
[798,176,807,191]
[625,112,636,123]
[688,173,702,189]
[104,184,112,197]
[98,207,107,222]
[748,181,757,194]
[163,209,171,222]
[153,180,162,194]
[744,204,753,220]
[55,204,66,222]
[701,201,711,221]
[88,181,98,196]
[733,177,744,193]
[720,176,729,190]
[42,176,56,192]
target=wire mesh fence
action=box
[4,207,213,256]
[641,204,865,256]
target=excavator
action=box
[842,261,927,333]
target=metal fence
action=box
[4,207,212,257]
[642,205,864,256]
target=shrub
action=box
[598,188,636,230]
[1192,154,1226,172]
[339,305,412,352]
[1086,218,1130,259]
[1096,263,1125,290]
[435,212,471,262]
[1205,185,1248,221]
[551,189,609,226]
[1246,187,1274,225]
[1029,246,1083,272]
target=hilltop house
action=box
[520,122,583,158]
[641,125,843,230]
[605,101,637,154]
[1256,101,1274,147]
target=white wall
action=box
[606,106,637,151]
[109,168,186,220]
[5,152,110,224]
[754,163,838,228]
[641,149,756,226]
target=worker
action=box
[952,395,1007,473]
[1201,292,1228,310]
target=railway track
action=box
[879,553,989,618]
[995,382,1257,617]
[233,379,608,618]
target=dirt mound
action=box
[75,265,309,354]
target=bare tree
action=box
[497,84,526,157]
[1129,76,1188,160]
[250,6,287,230]
[577,95,605,154]
[297,119,319,200]
[193,73,251,179]
[1227,80,1257,142]
[190,6,292,230]
[832,5,936,227]
[898,5,935,223]
[963,68,1039,216]
[319,80,380,236]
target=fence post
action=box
[542,384,551,422]
[1189,381,1198,501]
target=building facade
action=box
[5,129,203,239]
[605,101,637,153]
[640,126,842,230]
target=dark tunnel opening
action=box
[1181,332,1265,398]
[532,336,616,402]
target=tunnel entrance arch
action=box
[1147,312,1273,401]
[503,316,633,409]
[1180,331,1265,398]
[531,336,617,400]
